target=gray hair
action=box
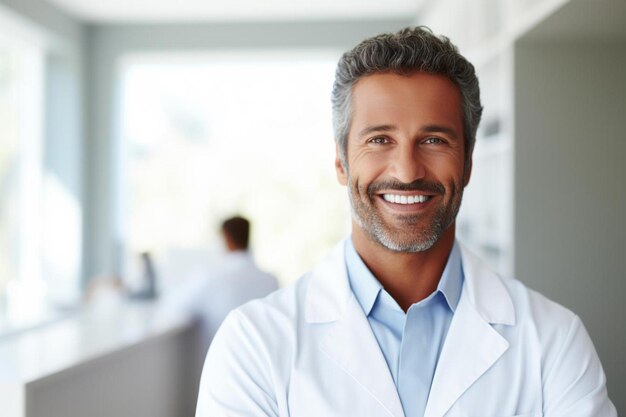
[331,26,483,171]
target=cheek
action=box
[348,176,373,204]
[349,177,366,196]
[349,152,388,181]
[423,154,465,180]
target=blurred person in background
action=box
[160,215,278,358]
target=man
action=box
[162,216,278,355]
[195,27,616,417]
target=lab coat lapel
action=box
[424,293,509,417]
[319,298,405,417]
[424,245,515,417]
[306,241,405,417]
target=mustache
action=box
[367,179,445,197]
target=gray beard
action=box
[347,177,461,253]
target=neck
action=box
[351,222,456,312]
[227,248,247,254]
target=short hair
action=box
[331,26,483,171]
[221,216,250,250]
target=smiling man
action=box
[195,27,616,417]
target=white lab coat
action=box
[196,241,616,417]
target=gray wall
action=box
[514,40,626,412]
[82,18,413,280]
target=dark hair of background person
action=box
[221,216,250,250]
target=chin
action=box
[376,236,439,253]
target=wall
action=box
[514,40,626,412]
[82,18,413,279]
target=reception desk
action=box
[0,301,199,417]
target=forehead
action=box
[349,72,463,136]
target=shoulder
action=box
[232,272,310,338]
[499,275,594,358]
[499,275,616,414]
[196,277,308,417]
[493,272,609,394]
[500,275,579,330]
[459,243,579,334]
[483,267,585,358]
[208,272,311,361]
[199,273,310,409]
[460,244,592,370]
[232,239,347,330]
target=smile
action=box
[382,194,432,204]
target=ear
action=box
[334,142,348,186]
[463,155,472,187]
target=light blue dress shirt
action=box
[345,238,464,417]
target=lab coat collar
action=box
[305,240,352,323]
[457,244,516,326]
[305,238,515,327]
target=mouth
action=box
[374,191,437,213]
[364,179,444,213]
[380,193,432,205]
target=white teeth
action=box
[382,194,430,205]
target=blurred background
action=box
[0,0,625,416]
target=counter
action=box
[0,301,198,417]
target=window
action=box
[120,52,349,288]
[0,25,46,330]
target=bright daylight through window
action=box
[0,27,46,332]
[120,53,349,289]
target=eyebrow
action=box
[422,124,460,141]
[358,124,396,138]
[358,124,460,140]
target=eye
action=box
[368,136,390,145]
[423,136,444,144]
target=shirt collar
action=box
[345,237,464,316]
[438,241,463,312]
[344,238,382,315]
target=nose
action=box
[389,143,425,184]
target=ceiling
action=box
[45,0,423,23]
